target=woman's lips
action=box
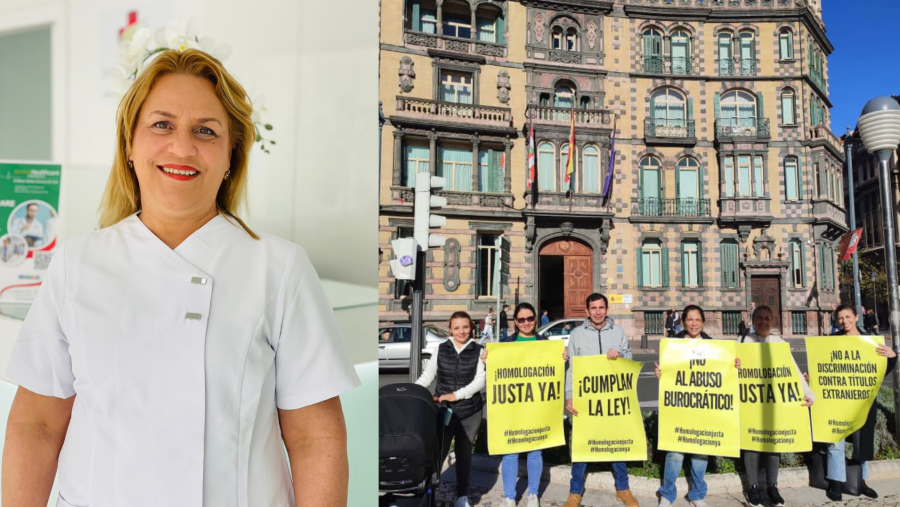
[157,164,200,181]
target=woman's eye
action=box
[152,121,170,129]
[196,127,216,136]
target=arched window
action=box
[779,28,793,60]
[640,156,662,215]
[717,31,733,74]
[643,28,663,72]
[738,31,755,75]
[538,142,556,191]
[784,156,801,200]
[552,26,563,50]
[676,157,701,215]
[781,88,796,125]
[789,239,805,287]
[553,85,574,108]
[670,29,691,74]
[583,145,600,193]
[565,27,577,51]
[651,88,687,132]
[720,90,757,132]
[560,143,576,190]
[637,239,667,288]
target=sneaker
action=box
[688,499,708,507]
[767,486,785,507]
[617,489,640,507]
[505,499,517,507]
[825,480,843,502]
[564,493,583,507]
[658,497,672,507]
[527,493,541,507]
[455,496,472,507]
[746,485,763,507]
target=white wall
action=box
[0,0,378,288]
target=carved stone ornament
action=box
[586,19,598,49]
[443,238,461,292]
[398,56,416,93]
[497,70,511,104]
[525,216,536,253]
[534,13,545,43]
[752,230,776,262]
[560,222,574,236]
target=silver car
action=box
[378,324,450,370]
[537,318,584,347]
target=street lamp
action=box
[856,96,900,441]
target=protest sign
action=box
[738,342,812,452]
[486,340,566,454]
[658,338,740,457]
[571,356,646,462]
[806,335,887,442]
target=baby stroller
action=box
[379,383,450,507]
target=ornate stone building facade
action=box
[378,0,846,337]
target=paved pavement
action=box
[382,471,900,507]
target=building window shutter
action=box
[411,2,421,31]
[636,247,644,288]
[497,15,506,44]
[687,97,694,122]
[797,156,804,199]
[756,92,765,121]
[714,92,721,120]
[661,247,670,287]
[697,242,704,287]
[800,241,807,287]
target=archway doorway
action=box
[539,238,593,320]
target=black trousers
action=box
[743,450,780,487]
[440,410,483,497]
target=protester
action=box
[654,305,740,507]
[500,304,510,342]
[415,311,485,507]
[541,309,551,327]
[665,309,675,337]
[481,307,495,344]
[482,302,567,507]
[564,293,637,507]
[818,304,897,501]
[739,305,814,507]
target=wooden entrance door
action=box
[751,276,782,332]
[540,239,593,319]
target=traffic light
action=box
[414,172,447,249]
[389,237,418,280]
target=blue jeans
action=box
[501,328,508,341]
[571,462,629,494]
[827,441,870,481]
[658,452,708,503]
[501,451,543,500]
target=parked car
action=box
[378,324,450,370]
[536,318,584,347]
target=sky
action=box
[824,0,900,134]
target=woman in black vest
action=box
[415,311,485,507]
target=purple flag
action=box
[601,116,617,198]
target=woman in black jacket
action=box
[822,304,897,501]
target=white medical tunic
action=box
[7,214,361,507]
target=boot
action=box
[860,480,878,499]
[617,489,639,507]
[826,480,843,502]
[564,493,583,507]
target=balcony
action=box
[394,96,513,130]
[715,118,770,140]
[811,198,848,240]
[624,0,798,8]
[642,56,692,75]
[716,58,759,77]
[528,105,613,129]
[718,197,773,226]
[393,187,513,209]
[807,125,843,157]
[644,118,696,144]
[404,30,506,58]
[630,198,712,222]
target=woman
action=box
[3,50,359,507]
[654,305,739,507]
[820,304,897,501]
[740,305,815,507]
[415,311,485,507]
[482,302,566,507]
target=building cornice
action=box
[519,0,615,15]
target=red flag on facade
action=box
[839,227,864,261]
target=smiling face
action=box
[515,308,537,336]
[130,73,231,219]
[683,309,705,338]
[837,308,858,333]
[449,317,472,345]
[587,298,608,328]
[752,307,773,337]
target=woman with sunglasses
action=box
[482,302,565,507]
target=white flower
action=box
[164,20,201,52]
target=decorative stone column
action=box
[470,4,477,40]
[428,131,438,177]
[471,137,481,191]
[436,0,444,36]
[392,129,404,186]
[503,139,512,193]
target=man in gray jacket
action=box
[563,293,637,507]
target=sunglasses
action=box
[515,316,536,324]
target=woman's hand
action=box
[802,395,814,407]
[654,361,661,379]
[438,393,458,403]
[607,349,621,360]
[876,344,898,358]
[803,372,810,382]
[481,348,488,363]
[563,347,569,361]
[565,399,578,416]
[735,358,741,369]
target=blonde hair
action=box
[99,49,259,239]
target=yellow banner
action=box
[571,356,647,462]
[738,342,812,452]
[806,335,887,443]
[658,338,740,457]
[486,340,566,454]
